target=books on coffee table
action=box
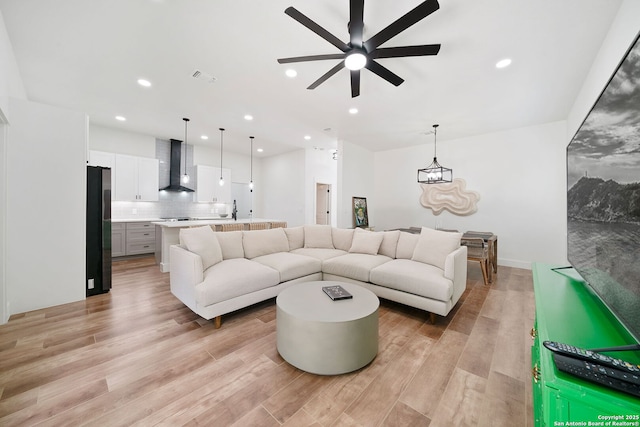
[322,285,353,301]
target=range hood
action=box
[160,139,194,192]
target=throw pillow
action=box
[379,230,401,258]
[215,230,245,259]
[349,228,384,255]
[180,226,223,270]
[284,226,304,250]
[396,232,419,259]
[242,228,289,259]
[304,225,334,249]
[332,227,355,251]
[411,227,462,269]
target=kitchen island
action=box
[152,218,283,272]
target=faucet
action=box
[232,199,238,221]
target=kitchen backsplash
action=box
[111,193,230,220]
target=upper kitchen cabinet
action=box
[88,150,114,168]
[114,154,159,201]
[195,165,231,203]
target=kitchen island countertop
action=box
[151,218,279,228]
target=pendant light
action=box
[417,124,453,184]
[182,118,190,184]
[249,136,254,191]
[219,128,225,186]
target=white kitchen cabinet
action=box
[195,165,231,203]
[88,150,114,168]
[114,154,159,201]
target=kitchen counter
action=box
[152,217,278,228]
[153,218,283,272]
[112,218,162,223]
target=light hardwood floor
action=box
[0,257,535,426]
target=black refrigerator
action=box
[86,166,112,296]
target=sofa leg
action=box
[214,316,222,329]
[429,312,436,324]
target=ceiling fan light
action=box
[345,52,367,70]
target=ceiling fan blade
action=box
[307,62,345,90]
[364,0,439,52]
[351,70,361,97]
[285,7,350,53]
[349,0,365,48]
[366,60,404,86]
[371,44,441,59]
[278,53,345,64]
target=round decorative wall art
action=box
[419,178,480,216]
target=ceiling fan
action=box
[277,0,441,98]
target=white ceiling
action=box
[0,0,623,157]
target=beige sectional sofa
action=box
[169,225,468,328]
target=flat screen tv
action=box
[566,32,640,344]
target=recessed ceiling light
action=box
[201,135,208,140]
[349,108,358,114]
[304,135,311,140]
[257,148,264,153]
[495,58,512,69]
[137,78,152,87]
[285,69,297,78]
[115,115,126,121]
[244,114,254,121]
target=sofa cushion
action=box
[379,230,401,258]
[197,259,280,306]
[252,252,321,282]
[215,231,245,260]
[396,232,419,259]
[242,228,289,259]
[322,253,392,282]
[370,259,453,302]
[179,226,223,270]
[332,228,354,251]
[304,225,334,249]
[412,227,462,270]
[284,226,304,250]
[349,228,384,255]
[291,248,347,261]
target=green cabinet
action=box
[531,263,640,426]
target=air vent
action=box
[192,69,216,83]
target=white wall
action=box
[374,121,567,268]
[338,140,375,229]
[89,124,156,158]
[6,98,87,315]
[0,11,26,113]
[260,149,306,226]
[568,0,640,139]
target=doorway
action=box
[315,183,331,225]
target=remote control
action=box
[543,340,640,376]
[552,353,640,397]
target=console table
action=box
[531,264,640,426]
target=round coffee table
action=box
[276,281,379,375]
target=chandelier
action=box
[417,124,452,184]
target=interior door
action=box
[315,183,331,225]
